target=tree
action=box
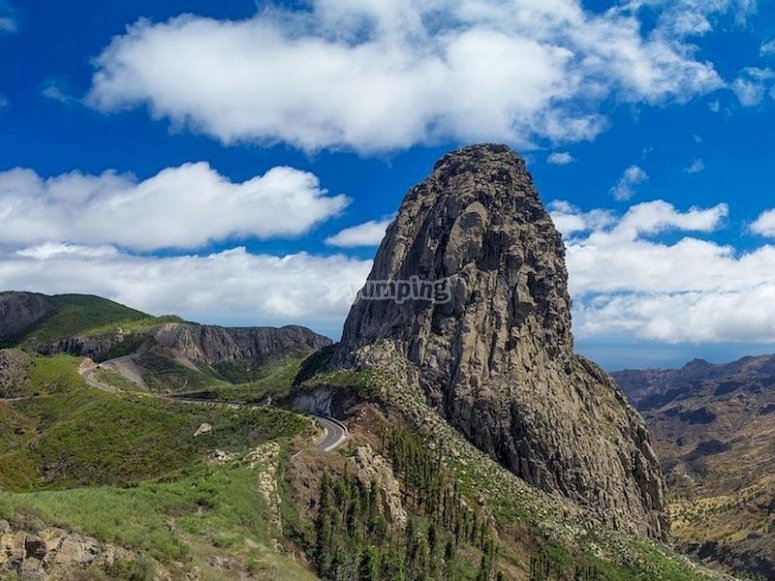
[359,546,380,581]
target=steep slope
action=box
[150,322,332,383]
[0,292,51,340]
[614,356,775,579]
[333,144,668,541]
[0,292,147,348]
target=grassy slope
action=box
[0,352,318,579]
[15,294,149,344]
[0,355,309,492]
[0,451,317,580]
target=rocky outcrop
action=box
[352,444,408,527]
[0,348,31,398]
[35,321,331,378]
[0,292,50,340]
[36,333,131,360]
[0,519,137,579]
[152,322,331,367]
[335,144,669,540]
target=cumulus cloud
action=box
[549,198,775,344]
[685,158,705,174]
[750,209,775,237]
[547,152,576,165]
[0,246,371,332]
[325,217,393,247]
[0,16,14,32]
[610,165,649,201]
[0,164,349,250]
[1,192,773,346]
[86,0,732,152]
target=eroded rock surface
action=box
[336,144,669,540]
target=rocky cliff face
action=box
[0,292,50,340]
[152,323,332,366]
[35,321,330,370]
[336,144,669,540]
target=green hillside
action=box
[0,292,176,349]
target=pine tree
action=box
[359,546,380,581]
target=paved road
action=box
[312,415,349,452]
[79,361,348,452]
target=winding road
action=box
[79,361,348,451]
[312,415,349,452]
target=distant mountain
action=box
[0,291,331,396]
[613,356,775,580]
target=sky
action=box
[2,0,775,370]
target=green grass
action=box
[293,345,336,385]
[19,294,149,345]
[0,356,309,491]
[296,368,379,396]
[0,349,317,578]
[26,354,89,395]
[215,353,311,403]
[0,450,317,580]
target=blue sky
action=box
[2,0,775,370]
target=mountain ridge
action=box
[613,354,775,580]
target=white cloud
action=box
[685,158,705,174]
[41,82,78,105]
[708,99,721,112]
[552,199,775,344]
[0,1,17,33]
[0,246,371,332]
[0,164,349,251]
[16,243,119,260]
[610,165,648,201]
[549,201,616,236]
[0,16,15,33]
[326,217,393,247]
[86,0,732,153]
[732,67,775,106]
[641,0,756,37]
[761,39,775,56]
[2,192,774,347]
[750,209,775,237]
[547,152,576,165]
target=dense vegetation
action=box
[310,426,501,580]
